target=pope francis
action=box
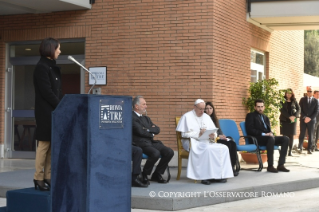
[176,99,234,185]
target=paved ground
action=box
[1,149,319,211]
[1,188,319,211]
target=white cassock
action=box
[176,110,234,180]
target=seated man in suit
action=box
[132,96,174,184]
[245,99,290,173]
[132,145,148,187]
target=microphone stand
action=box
[68,55,97,94]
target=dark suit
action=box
[132,111,174,175]
[299,97,319,150]
[313,99,319,149]
[132,145,143,178]
[245,111,288,167]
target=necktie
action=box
[260,115,267,129]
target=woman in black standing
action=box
[205,102,239,176]
[280,88,300,156]
[33,38,62,191]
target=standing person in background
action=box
[298,86,318,154]
[33,38,62,191]
[205,102,239,176]
[279,88,300,156]
[312,90,319,151]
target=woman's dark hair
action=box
[284,88,295,101]
[205,102,220,129]
[39,37,60,59]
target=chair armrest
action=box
[239,135,260,151]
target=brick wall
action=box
[0,0,304,149]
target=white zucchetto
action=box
[194,99,205,105]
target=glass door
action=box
[5,39,85,158]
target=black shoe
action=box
[315,149,319,152]
[201,180,211,185]
[233,171,239,176]
[132,178,148,188]
[277,165,290,172]
[210,179,227,183]
[150,172,167,184]
[44,179,51,188]
[33,179,50,191]
[141,173,150,185]
[307,150,312,154]
[267,166,278,173]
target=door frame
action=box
[4,39,85,159]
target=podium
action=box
[51,94,132,212]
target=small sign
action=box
[99,99,124,129]
[89,67,107,85]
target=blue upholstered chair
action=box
[142,153,171,182]
[219,119,263,171]
[239,121,280,160]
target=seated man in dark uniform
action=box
[132,145,148,187]
[245,99,290,173]
[132,95,174,184]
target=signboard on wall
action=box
[89,67,107,85]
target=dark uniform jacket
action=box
[132,111,160,147]
[33,56,62,141]
[279,100,300,122]
[245,111,272,136]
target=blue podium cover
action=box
[51,94,132,212]
[6,188,50,212]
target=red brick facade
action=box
[0,0,304,149]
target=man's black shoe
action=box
[210,179,227,183]
[233,171,239,176]
[141,173,150,185]
[132,178,148,187]
[315,149,319,152]
[307,150,312,154]
[150,172,167,184]
[201,180,211,185]
[277,165,290,172]
[267,166,278,173]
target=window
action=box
[250,49,265,82]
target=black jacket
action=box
[245,111,272,136]
[132,111,160,147]
[34,56,62,141]
[279,100,300,122]
[299,96,318,121]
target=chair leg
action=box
[166,166,171,182]
[235,153,240,172]
[176,156,182,180]
[256,150,263,171]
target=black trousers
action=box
[132,145,143,178]
[254,135,288,167]
[312,120,319,149]
[217,139,237,167]
[299,119,315,150]
[141,141,174,175]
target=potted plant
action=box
[240,151,267,164]
[242,78,285,132]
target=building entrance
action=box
[4,39,85,158]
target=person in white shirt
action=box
[176,99,233,185]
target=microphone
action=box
[68,55,97,94]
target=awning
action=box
[0,0,92,16]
